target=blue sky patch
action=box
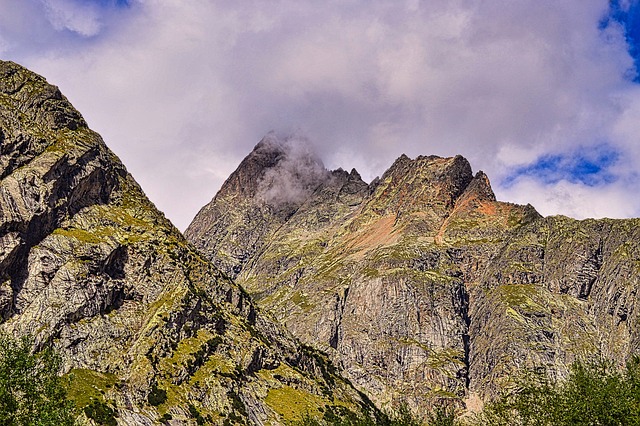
[602,0,640,81]
[92,0,131,8]
[503,145,620,187]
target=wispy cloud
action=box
[1,0,640,228]
[41,0,103,37]
[605,0,640,80]
[498,177,640,219]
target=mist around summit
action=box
[255,134,331,207]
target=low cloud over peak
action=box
[255,134,330,207]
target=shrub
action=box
[474,357,640,426]
[0,333,76,425]
[147,383,168,406]
[425,405,456,426]
[83,399,117,426]
[188,403,211,425]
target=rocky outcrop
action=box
[187,138,640,414]
[0,61,378,425]
[186,144,532,412]
[468,216,640,397]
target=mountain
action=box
[186,136,640,413]
[0,61,380,425]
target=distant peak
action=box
[218,133,329,205]
[251,133,324,167]
[366,153,475,219]
[392,153,412,168]
[253,132,287,155]
[382,153,472,184]
[215,136,286,199]
[329,167,363,184]
[463,171,497,202]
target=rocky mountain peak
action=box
[0,61,89,181]
[1,61,378,424]
[464,171,497,202]
[215,134,287,199]
[349,167,361,180]
[0,61,85,133]
[216,133,329,208]
[383,153,473,194]
[362,153,475,225]
[328,167,366,189]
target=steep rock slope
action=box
[469,215,640,397]
[186,140,537,411]
[187,138,640,413]
[0,61,378,425]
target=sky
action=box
[2,0,640,230]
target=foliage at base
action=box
[473,357,640,426]
[0,333,76,426]
[83,399,117,426]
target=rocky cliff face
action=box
[187,138,640,413]
[0,61,379,425]
[468,215,640,398]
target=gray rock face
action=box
[469,216,640,397]
[187,138,640,414]
[0,61,377,425]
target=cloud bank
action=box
[2,0,640,229]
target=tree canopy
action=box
[0,333,75,426]
[475,357,640,426]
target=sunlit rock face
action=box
[188,134,640,414]
[0,60,378,425]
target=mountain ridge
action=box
[187,138,639,414]
[0,60,380,425]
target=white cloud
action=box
[42,0,103,37]
[497,177,640,220]
[2,0,640,228]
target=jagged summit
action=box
[186,134,367,279]
[215,133,329,203]
[211,142,504,223]
[216,134,285,198]
[187,141,640,414]
[365,154,475,219]
[186,141,542,412]
[467,171,497,202]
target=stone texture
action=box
[187,138,640,415]
[0,61,377,425]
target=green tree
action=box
[297,403,425,425]
[425,405,457,426]
[0,333,75,425]
[474,357,640,426]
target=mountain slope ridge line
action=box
[187,138,640,414]
[0,60,381,425]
